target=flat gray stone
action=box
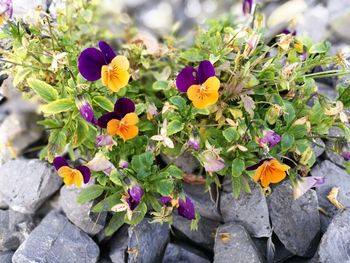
[59,186,106,235]
[128,218,170,263]
[172,213,218,250]
[316,209,350,263]
[268,181,320,256]
[311,160,350,232]
[0,159,62,213]
[311,138,325,158]
[0,251,14,263]
[213,223,263,263]
[12,211,99,263]
[109,225,129,263]
[162,243,210,263]
[220,180,271,238]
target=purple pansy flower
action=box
[342,152,350,161]
[258,131,281,148]
[293,176,325,199]
[97,97,135,128]
[78,41,116,81]
[76,96,97,125]
[126,185,144,210]
[242,0,253,15]
[53,156,91,185]
[187,136,200,151]
[176,60,215,93]
[160,195,195,220]
[0,0,13,25]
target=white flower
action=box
[151,119,174,148]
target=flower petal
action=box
[203,76,220,92]
[176,67,198,92]
[129,185,144,204]
[97,112,120,128]
[53,156,69,171]
[122,112,139,126]
[78,48,105,81]
[114,98,135,118]
[246,158,272,171]
[98,41,116,64]
[197,60,215,84]
[178,196,195,220]
[76,165,91,184]
[160,196,172,204]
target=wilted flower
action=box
[247,158,290,188]
[243,34,260,57]
[277,33,294,51]
[324,101,348,124]
[78,41,130,92]
[160,195,195,220]
[176,60,220,109]
[76,96,97,125]
[86,153,115,176]
[96,134,115,148]
[98,98,139,141]
[151,119,174,148]
[293,176,325,199]
[0,0,13,25]
[119,160,129,169]
[201,147,225,173]
[187,135,200,151]
[53,156,91,188]
[258,131,281,148]
[242,0,253,15]
[342,152,350,161]
[146,103,158,120]
[50,52,68,73]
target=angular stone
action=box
[162,243,210,263]
[0,159,62,213]
[311,138,325,158]
[12,211,100,263]
[316,209,350,263]
[183,183,221,221]
[213,223,263,263]
[128,218,169,263]
[220,180,271,238]
[59,186,106,235]
[328,1,350,43]
[109,225,129,263]
[311,160,350,232]
[0,251,14,263]
[324,126,348,169]
[267,181,320,256]
[172,213,218,250]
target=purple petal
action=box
[78,102,95,124]
[261,131,281,148]
[160,196,172,205]
[197,60,215,84]
[342,152,350,161]
[246,158,272,171]
[78,48,105,81]
[176,67,198,92]
[53,156,69,170]
[96,134,114,147]
[293,176,325,199]
[242,0,253,15]
[119,160,129,169]
[76,165,91,184]
[98,41,116,64]
[178,196,195,220]
[97,112,120,128]
[114,98,135,118]
[129,185,144,204]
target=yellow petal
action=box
[107,119,120,136]
[111,55,130,71]
[254,164,265,182]
[268,168,287,184]
[187,85,201,102]
[101,57,130,92]
[57,166,74,178]
[122,113,139,126]
[203,76,220,92]
[74,172,83,188]
[269,159,290,172]
[117,125,139,141]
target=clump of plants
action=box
[1,0,350,235]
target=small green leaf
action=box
[223,127,239,142]
[125,202,147,225]
[41,98,74,114]
[152,80,169,91]
[281,134,295,152]
[167,120,184,135]
[73,118,89,147]
[164,165,183,179]
[76,185,104,204]
[231,158,245,178]
[110,170,122,186]
[345,162,350,175]
[232,176,241,199]
[14,68,32,86]
[131,152,154,178]
[27,78,58,102]
[105,212,125,236]
[92,192,122,212]
[283,102,296,124]
[47,129,67,162]
[309,41,330,54]
[93,96,114,111]
[169,96,186,110]
[156,179,174,196]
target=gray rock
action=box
[0,159,62,213]
[59,185,106,235]
[328,0,350,43]
[311,160,350,232]
[316,82,338,101]
[267,181,320,256]
[316,209,350,263]
[172,213,218,250]
[220,180,271,238]
[183,183,221,221]
[128,218,170,263]
[213,223,263,263]
[12,211,100,263]
[162,243,210,263]
[311,138,325,158]
[0,251,14,263]
[109,225,129,263]
[161,152,199,174]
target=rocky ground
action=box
[1,0,350,262]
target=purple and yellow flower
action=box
[0,0,13,25]
[176,60,220,109]
[86,153,115,176]
[258,131,281,148]
[160,195,195,220]
[97,98,139,141]
[242,0,253,15]
[342,151,350,161]
[78,41,130,92]
[76,96,97,125]
[293,176,325,199]
[247,158,290,188]
[53,156,91,188]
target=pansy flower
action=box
[176,60,220,109]
[53,156,91,188]
[293,176,325,199]
[242,0,253,15]
[160,195,195,220]
[76,96,97,125]
[97,98,139,141]
[0,0,13,25]
[342,151,350,161]
[258,131,281,148]
[86,153,115,176]
[78,41,130,92]
[247,158,290,188]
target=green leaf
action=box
[345,162,350,175]
[231,158,245,178]
[309,41,330,54]
[156,179,174,196]
[232,176,241,199]
[223,127,239,142]
[289,125,307,139]
[93,96,114,111]
[131,152,154,178]
[41,98,74,114]
[169,96,186,110]
[105,212,125,236]
[92,192,122,212]
[76,185,104,204]
[152,80,169,91]
[167,120,184,136]
[125,202,147,225]
[27,78,58,102]
[73,118,89,147]
[164,165,183,179]
[281,134,295,152]
[47,129,67,162]
[283,102,296,124]
[14,68,32,86]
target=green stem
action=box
[0,58,48,71]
